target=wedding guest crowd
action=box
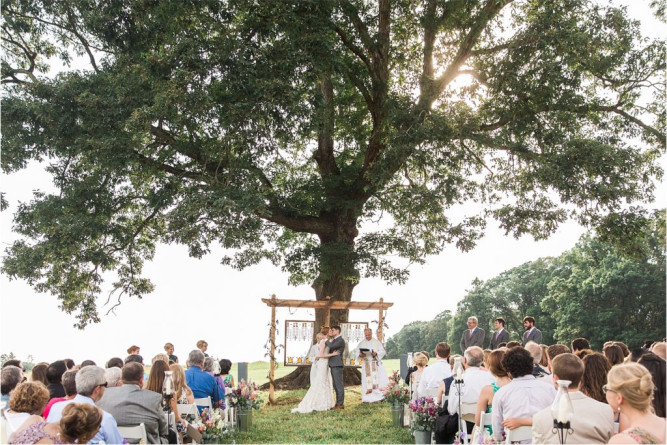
[409,315,667,444]
[1,340,238,444]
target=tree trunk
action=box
[258,365,361,391]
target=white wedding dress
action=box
[291,340,334,413]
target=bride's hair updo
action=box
[607,362,655,412]
[316,333,326,342]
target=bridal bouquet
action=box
[382,370,410,406]
[409,396,438,432]
[195,408,233,444]
[227,379,263,410]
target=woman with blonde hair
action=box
[410,352,428,400]
[9,403,102,444]
[170,363,194,405]
[606,362,666,444]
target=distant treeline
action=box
[385,210,666,358]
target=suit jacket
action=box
[97,384,168,444]
[522,327,543,346]
[532,391,614,444]
[489,329,510,349]
[326,336,345,367]
[460,328,485,352]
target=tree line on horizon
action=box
[385,209,666,358]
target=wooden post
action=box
[324,296,331,327]
[269,294,277,405]
[377,298,384,342]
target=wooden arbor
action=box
[261,294,393,404]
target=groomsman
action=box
[460,316,485,353]
[521,316,543,346]
[489,317,510,349]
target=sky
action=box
[1,1,663,367]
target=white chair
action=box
[460,402,477,423]
[480,411,493,429]
[504,425,532,443]
[117,423,148,444]
[193,397,212,410]
[177,403,199,417]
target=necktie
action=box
[469,329,473,338]
[495,331,499,339]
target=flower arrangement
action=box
[227,379,263,410]
[194,408,233,444]
[382,370,410,406]
[409,396,438,432]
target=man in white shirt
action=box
[354,328,389,403]
[532,353,614,444]
[491,347,556,442]
[448,346,495,413]
[417,342,452,398]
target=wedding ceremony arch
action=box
[261,295,393,404]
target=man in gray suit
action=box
[489,317,510,349]
[460,316,485,353]
[97,362,168,444]
[325,325,346,409]
[522,316,543,346]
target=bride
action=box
[291,330,340,413]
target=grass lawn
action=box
[232,387,414,444]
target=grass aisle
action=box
[235,386,414,443]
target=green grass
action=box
[231,387,414,444]
[230,360,405,386]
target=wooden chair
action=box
[504,425,532,443]
[117,423,148,444]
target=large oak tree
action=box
[2,0,664,329]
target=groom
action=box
[326,325,346,409]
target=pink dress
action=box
[9,421,67,444]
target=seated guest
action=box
[446,346,495,434]
[45,361,67,399]
[637,352,666,418]
[603,344,625,366]
[152,354,170,366]
[146,361,186,429]
[417,342,452,399]
[97,362,168,444]
[104,367,122,388]
[650,341,666,360]
[405,350,430,384]
[105,357,124,369]
[580,352,610,403]
[5,382,50,438]
[2,360,23,370]
[170,364,194,405]
[124,354,144,365]
[30,363,49,387]
[185,350,223,409]
[127,345,141,355]
[43,369,77,419]
[9,403,103,444]
[219,359,235,388]
[606,363,666,444]
[409,353,428,400]
[1,366,23,404]
[204,357,226,405]
[525,341,551,380]
[165,342,179,364]
[46,365,124,444]
[532,353,614,443]
[475,349,510,435]
[491,347,556,442]
[80,360,96,368]
[505,341,521,349]
[612,341,630,359]
[63,359,75,370]
[570,337,590,354]
[546,344,570,373]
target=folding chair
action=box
[117,423,148,444]
[504,425,532,443]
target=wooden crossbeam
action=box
[261,297,393,310]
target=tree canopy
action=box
[2,0,664,327]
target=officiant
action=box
[353,328,389,403]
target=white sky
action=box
[1,1,663,367]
